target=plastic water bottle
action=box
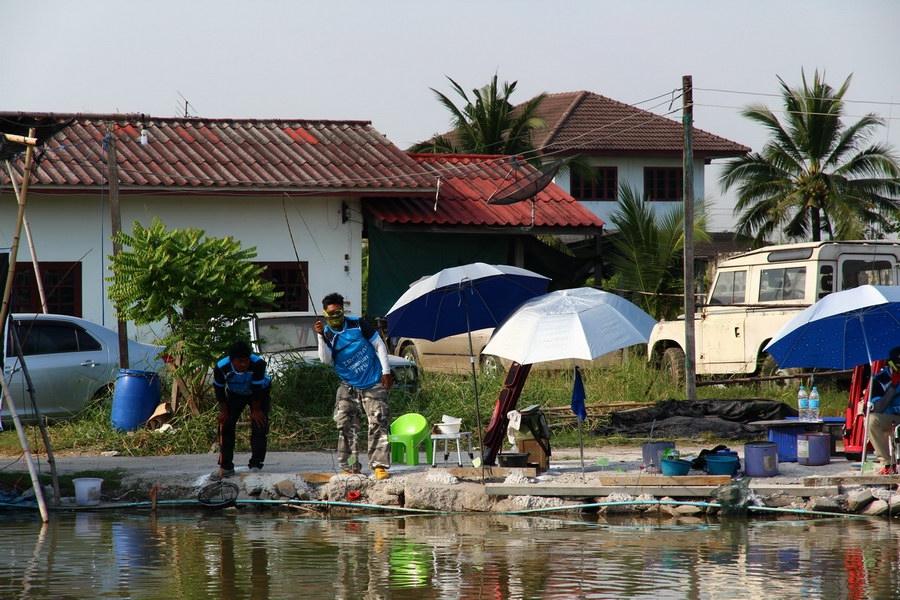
[809,386,820,421]
[798,384,809,421]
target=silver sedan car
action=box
[3,314,164,423]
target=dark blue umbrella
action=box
[386,263,550,466]
[386,263,550,341]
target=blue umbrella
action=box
[386,263,550,341]
[764,285,900,370]
[386,263,550,466]
[765,285,900,472]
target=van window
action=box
[841,259,893,290]
[709,271,747,305]
[758,267,806,302]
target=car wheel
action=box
[480,354,504,377]
[400,344,420,369]
[661,347,686,385]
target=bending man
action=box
[211,340,272,480]
[315,293,393,479]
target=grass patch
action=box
[0,359,852,456]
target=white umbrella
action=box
[482,287,657,364]
[481,287,656,476]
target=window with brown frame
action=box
[570,167,618,201]
[11,262,82,316]
[256,261,309,312]
[643,167,683,201]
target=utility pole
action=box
[105,126,129,369]
[682,75,697,401]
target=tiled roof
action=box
[0,112,434,193]
[365,154,603,230]
[531,91,750,156]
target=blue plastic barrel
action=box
[797,433,830,466]
[744,442,779,477]
[111,369,161,431]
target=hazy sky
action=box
[3,0,899,230]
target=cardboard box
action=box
[519,438,549,473]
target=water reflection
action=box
[0,511,897,598]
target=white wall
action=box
[556,156,706,229]
[0,191,363,343]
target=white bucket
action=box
[73,478,103,506]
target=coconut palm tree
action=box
[721,70,900,244]
[410,74,546,158]
[607,185,710,320]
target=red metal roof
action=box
[0,112,434,193]
[531,91,750,157]
[365,154,603,230]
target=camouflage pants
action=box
[333,382,391,470]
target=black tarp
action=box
[595,399,797,440]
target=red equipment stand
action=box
[843,360,881,460]
[481,362,532,466]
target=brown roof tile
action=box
[531,91,749,157]
[0,112,435,193]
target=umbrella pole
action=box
[860,322,874,474]
[464,303,485,482]
[578,419,585,481]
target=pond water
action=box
[0,510,897,599]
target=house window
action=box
[257,262,309,312]
[11,262,82,316]
[644,167,683,201]
[570,167,618,201]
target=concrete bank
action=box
[6,445,900,518]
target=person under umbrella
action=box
[867,346,900,475]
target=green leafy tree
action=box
[411,74,546,158]
[721,70,900,244]
[607,185,709,319]
[108,219,279,408]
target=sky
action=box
[3,0,899,231]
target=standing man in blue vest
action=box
[211,340,272,480]
[314,292,393,479]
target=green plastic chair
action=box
[388,413,433,465]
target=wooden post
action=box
[0,128,50,522]
[105,126,129,369]
[5,161,47,313]
[682,75,697,401]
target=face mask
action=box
[324,309,344,328]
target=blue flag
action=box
[571,366,587,422]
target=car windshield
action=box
[256,316,317,353]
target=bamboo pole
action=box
[5,161,47,313]
[0,128,49,522]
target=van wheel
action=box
[759,353,800,386]
[400,344,420,368]
[480,355,504,377]
[661,347,685,384]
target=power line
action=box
[695,86,900,107]
[7,93,688,190]
[693,102,900,122]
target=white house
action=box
[0,113,435,343]
[523,91,750,228]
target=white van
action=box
[648,241,900,379]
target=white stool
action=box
[430,431,474,467]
